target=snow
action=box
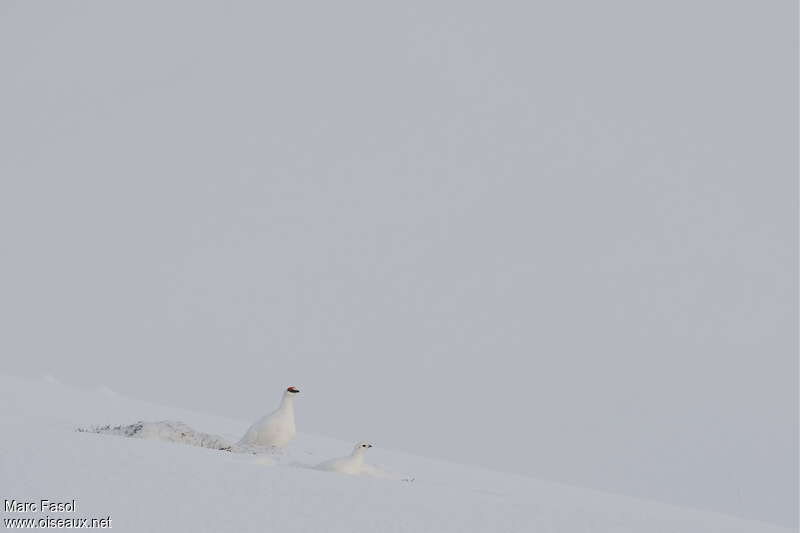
[0,374,792,533]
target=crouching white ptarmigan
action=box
[238,386,300,448]
[316,442,373,476]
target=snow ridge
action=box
[78,420,238,452]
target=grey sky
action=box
[1,0,797,527]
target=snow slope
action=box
[0,375,792,533]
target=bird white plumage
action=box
[316,442,373,475]
[238,386,299,448]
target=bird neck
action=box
[350,448,366,463]
[279,394,295,414]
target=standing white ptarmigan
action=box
[316,442,373,475]
[238,386,299,448]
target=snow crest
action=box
[78,421,239,452]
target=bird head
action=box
[354,442,373,453]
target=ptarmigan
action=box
[316,442,373,476]
[238,386,299,448]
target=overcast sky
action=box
[1,0,796,527]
